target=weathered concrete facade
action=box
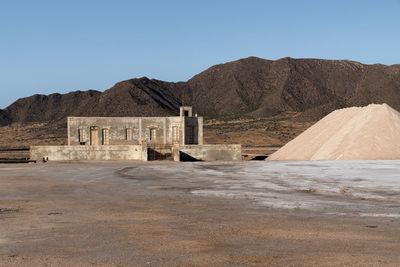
[174,145,242,161]
[31,145,144,162]
[30,106,242,162]
[68,106,203,146]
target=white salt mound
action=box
[268,103,400,160]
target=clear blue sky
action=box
[1,0,399,108]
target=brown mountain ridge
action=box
[1,56,400,127]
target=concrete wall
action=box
[30,144,242,162]
[177,145,242,161]
[67,116,203,146]
[30,145,144,162]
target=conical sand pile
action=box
[268,103,400,160]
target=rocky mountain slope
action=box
[1,57,400,127]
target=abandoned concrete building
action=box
[30,107,242,162]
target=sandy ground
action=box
[0,161,399,266]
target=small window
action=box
[102,128,109,145]
[149,128,156,141]
[184,110,189,116]
[126,128,132,141]
[79,129,86,144]
[172,126,179,143]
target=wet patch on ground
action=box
[0,208,19,214]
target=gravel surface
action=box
[0,161,399,266]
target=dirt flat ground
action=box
[0,116,312,150]
[0,161,399,266]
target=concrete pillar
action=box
[172,145,180,162]
[163,118,167,145]
[141,143,148,161]
[198,117,203,145]
[139,118,142,145]
[181,117,186,145]
[67,117,71,146]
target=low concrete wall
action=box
[30,145,144,162]
[178,144,242,161]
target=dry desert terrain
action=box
[0,161,399,266]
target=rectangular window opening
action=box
[126,128,132,141]
[102,128,109,145]
[79,129,86,145]
[149,128,156,141]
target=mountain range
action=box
[1,56,400,127]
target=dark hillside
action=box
[1,57,400,127]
